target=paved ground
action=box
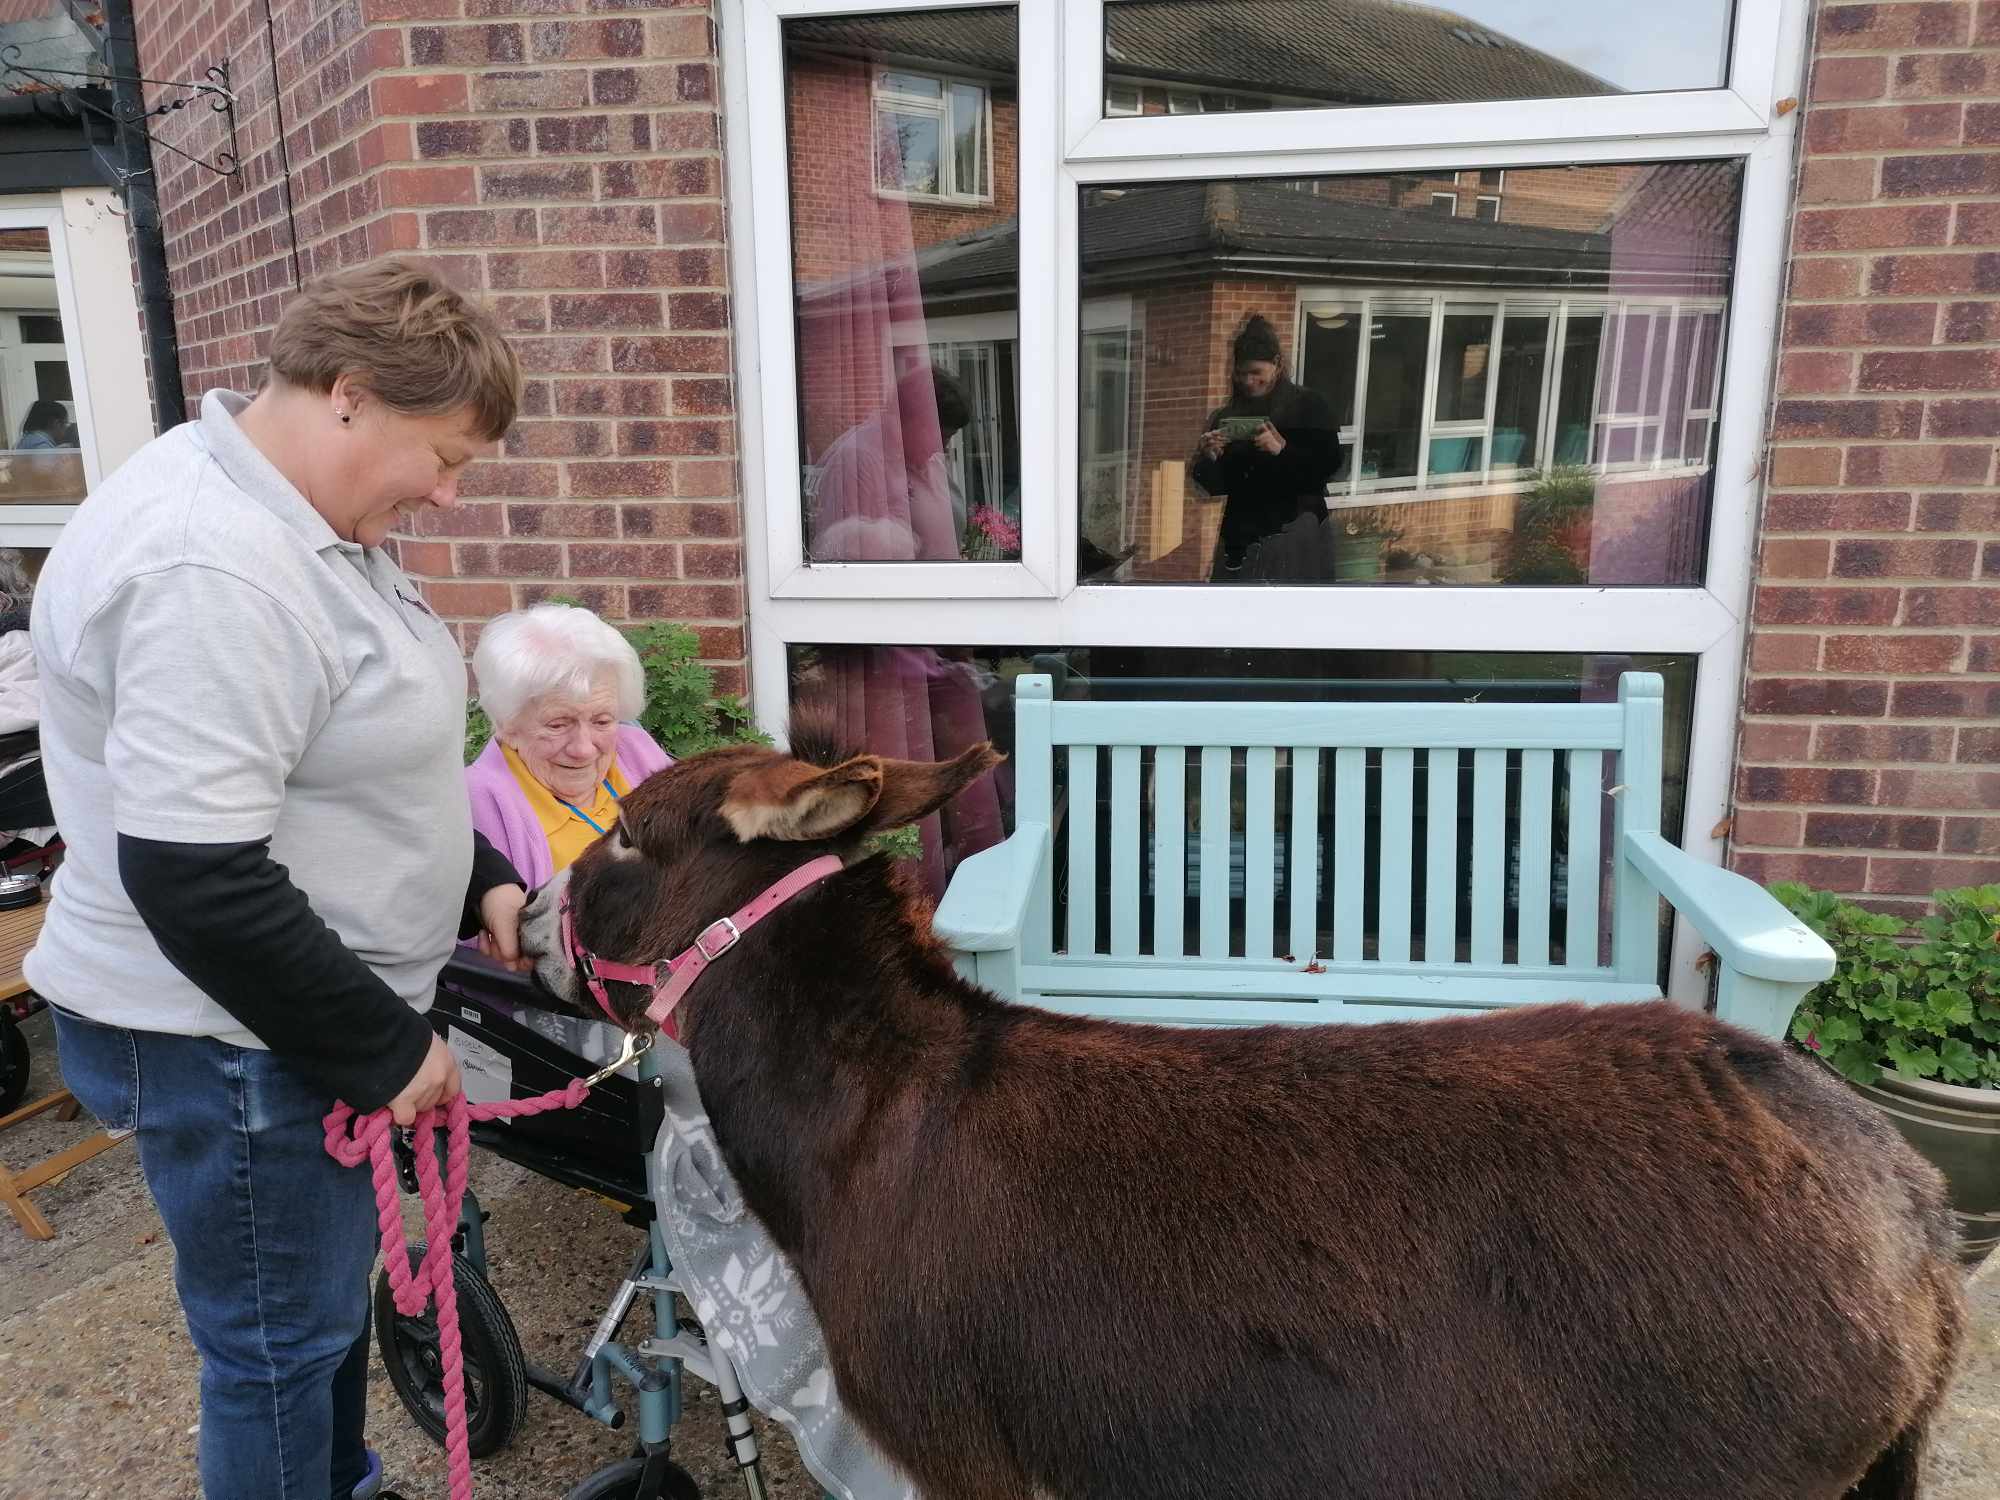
[2,1004,1996,1499]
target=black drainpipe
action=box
[95,0,186,432]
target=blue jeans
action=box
[53,1007,378,1500]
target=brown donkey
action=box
[521,729,1965,1500]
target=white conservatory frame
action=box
[720,0,1813,1004]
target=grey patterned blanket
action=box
[647,1041,919,1500]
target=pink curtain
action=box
[819,648,1005,899]
[800,57,960,564]
[794,60,999,895]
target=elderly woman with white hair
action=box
[466,603,671,893]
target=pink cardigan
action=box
[466,723,673,891]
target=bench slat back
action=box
[1011,672,1665,1006]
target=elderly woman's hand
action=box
[476,882,532,972]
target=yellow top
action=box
[501,743,633,873]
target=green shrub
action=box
[1771,882,2000,1090]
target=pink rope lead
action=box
[324,1077,597,1500]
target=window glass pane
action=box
[879,70,943,98]
[879,109,943,195]
[1102,0,1735,116]
[786,9,1021,564]
[1434,308,1494,423]
[1475,196,1501,223]
[1361,306,1428,487]
[1077,160,1741,586]
[0,227,85,506]
[950,82,988,197]
[1300,302,1360,429]
[1552,311,1603,466]
[1491,313,1549,471]
[790,643,1693,981]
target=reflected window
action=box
[0,228,85,506]
[875,72,992,203]
[1074,160,1742,587]
[1102,0,1735,116]
[786,8,1022,564]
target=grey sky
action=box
[1466,1,1734,93]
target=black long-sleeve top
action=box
[117,831,522,1109]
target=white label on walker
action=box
[447,1028,513,1110]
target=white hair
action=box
[473,603,646,734]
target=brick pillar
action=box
[1736,0,2000,915]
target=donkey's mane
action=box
[784,701,856,771]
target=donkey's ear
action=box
[862,743,1004,834]
[721,756,883,842]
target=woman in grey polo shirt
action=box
[30,259,529,1500]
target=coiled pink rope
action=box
[324,1080,593,1500]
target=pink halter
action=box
[559,854,845,1035]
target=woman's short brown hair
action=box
[266,257,521,440]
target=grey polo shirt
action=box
[26,389,471,1046]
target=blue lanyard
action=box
[558,779,621,834]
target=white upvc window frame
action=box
[0,191,153,548]
[1061,0,1786,163]
[737,0,1060,600]
[722,0,1813,1005]
[871,67,998,205]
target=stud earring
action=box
[336,409,351,425]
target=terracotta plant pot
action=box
[1847,1069,2000,1268]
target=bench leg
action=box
[1714,969,1811,1043]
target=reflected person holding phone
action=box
[1191,314,1340,580]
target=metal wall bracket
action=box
[1,47,239,176]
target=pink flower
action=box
[971,505,1021,552]
[1805,1032,1822,1053]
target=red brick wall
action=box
[133,0,747,694]
[1733,0,2000,914]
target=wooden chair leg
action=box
[0,1088,130,1241]
[0,1161,55,1240]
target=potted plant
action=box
[1500,466,1594,584]
[1771,881,2000,1267]
[1333,506,1401,581]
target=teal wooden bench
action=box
[934,672,1834,1040]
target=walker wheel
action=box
[562,1455,701,1500]
[374,1242,528,1459]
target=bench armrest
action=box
[1623,830,1835,985]
[934,822,1049,954]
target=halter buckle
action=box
[693,917,740,963]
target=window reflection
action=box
[1068,161,1742,586]
[791,642,1693,980]
[1100,0,1734,114]
[0,227,84,506]
[786,8,1022,564]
